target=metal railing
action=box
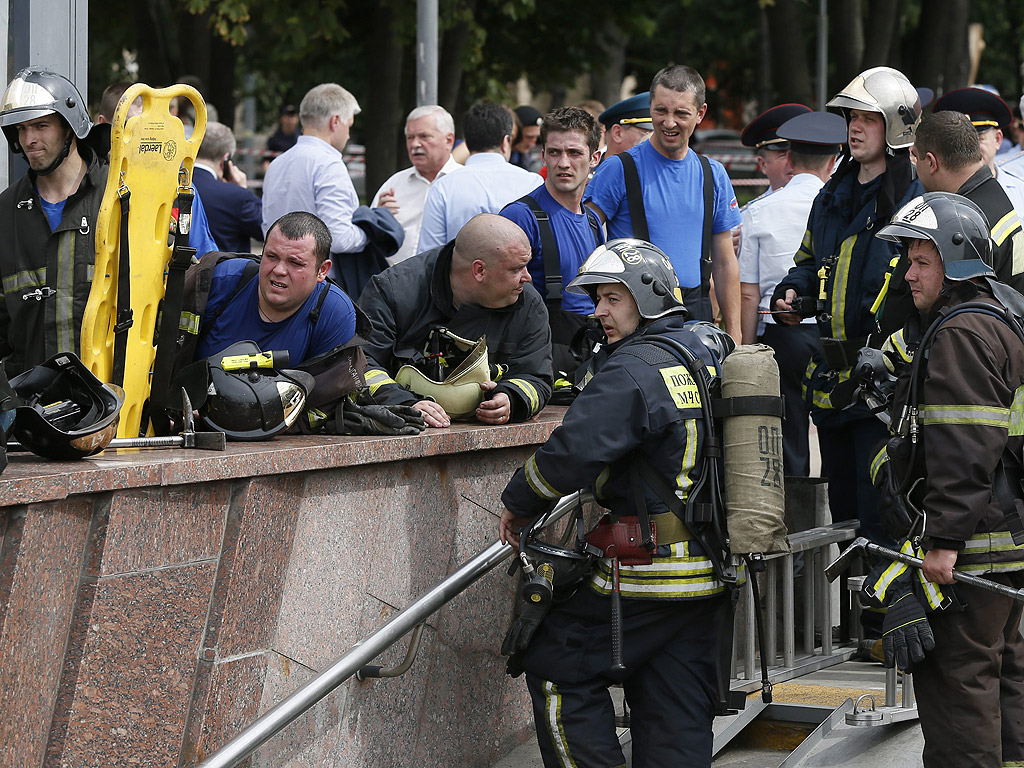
[198,497,863,767]
[195,491,590,768]
[733,522,860,686]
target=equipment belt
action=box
[607,512,692,545]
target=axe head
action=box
[824,536,869,582]
[190,431,227,451]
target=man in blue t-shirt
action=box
[585,65,742,339]
[500,106,604,315]
[196,211,357,364]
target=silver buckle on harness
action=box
[22,287,56,301]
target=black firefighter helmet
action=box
[567,238,688,320]
[8,352,124,460]
[175,341,315,441]
[876,192,995,281]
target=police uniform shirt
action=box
[998,167,1024,218]
[738,172,823,336]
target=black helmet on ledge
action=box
[567,238,688,320]
[175,341,315,441]
[9,352,123,460]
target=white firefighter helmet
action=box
[827,66,922,150]
[395,333,491,420]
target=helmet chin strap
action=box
[31,126,73,177]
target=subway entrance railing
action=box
[196,491,870,767]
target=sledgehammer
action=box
[8,389,227,453]
[826,536,1024,603]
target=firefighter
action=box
[499,238,735,768]
[771,68,926,622]
[871,191,1024,767]
[0,67,107,378]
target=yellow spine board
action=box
[81,84,207,437]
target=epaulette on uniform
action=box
[740,186,775,214]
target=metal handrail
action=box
[196,492,590,768]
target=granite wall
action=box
[0,412,564,768]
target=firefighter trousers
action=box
[913,569,1024,768]
[521,586,726,768]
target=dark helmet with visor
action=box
[8,352,123,460]
[174,341,315,441]
[567,238,687,320]
[876,192,995,281]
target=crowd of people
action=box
[2,59,1024,768]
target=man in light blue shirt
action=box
[417,102,542,252]
[262,83,368,268]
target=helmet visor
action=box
[1,78,56,115]
[565,245,627,295]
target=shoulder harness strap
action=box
[516,194,563,309]
[619,152,649,242]
[697,153,714,296]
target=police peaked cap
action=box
[514,105,543,128]
[598,93,653,130]
[932,87,1012,131]
[777,111,848,155]
[741,103,812,150]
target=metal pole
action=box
[196,492,588,768]
[817,0,829,110]
[416,0,438,106]
[783,553,795,668]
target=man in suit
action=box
[193,121,264,253]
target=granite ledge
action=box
[0,406,566,509]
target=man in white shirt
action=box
[417,102,543,252]
[371,106,460,265]
[261,83,367,267]
[739,111,845,476]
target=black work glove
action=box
[501,597,551,677]
[341,401,426,436]
[882,587,935,671]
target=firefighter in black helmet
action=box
[499,238,736,768]
[0,66,108,378]
[866,192,1024,767]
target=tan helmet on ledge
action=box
[396,333,491,420]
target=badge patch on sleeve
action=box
[661,365,700,409]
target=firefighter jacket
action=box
[0,147,108,377]
[358,242,552,421]
[501,314,728,600]
[888,282,1024,574]
[774,157,922,422]
[957,165,1024,295]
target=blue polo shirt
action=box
[196,258,357,363]
[585,140,740,288]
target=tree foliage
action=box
[88,0,1024,193]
